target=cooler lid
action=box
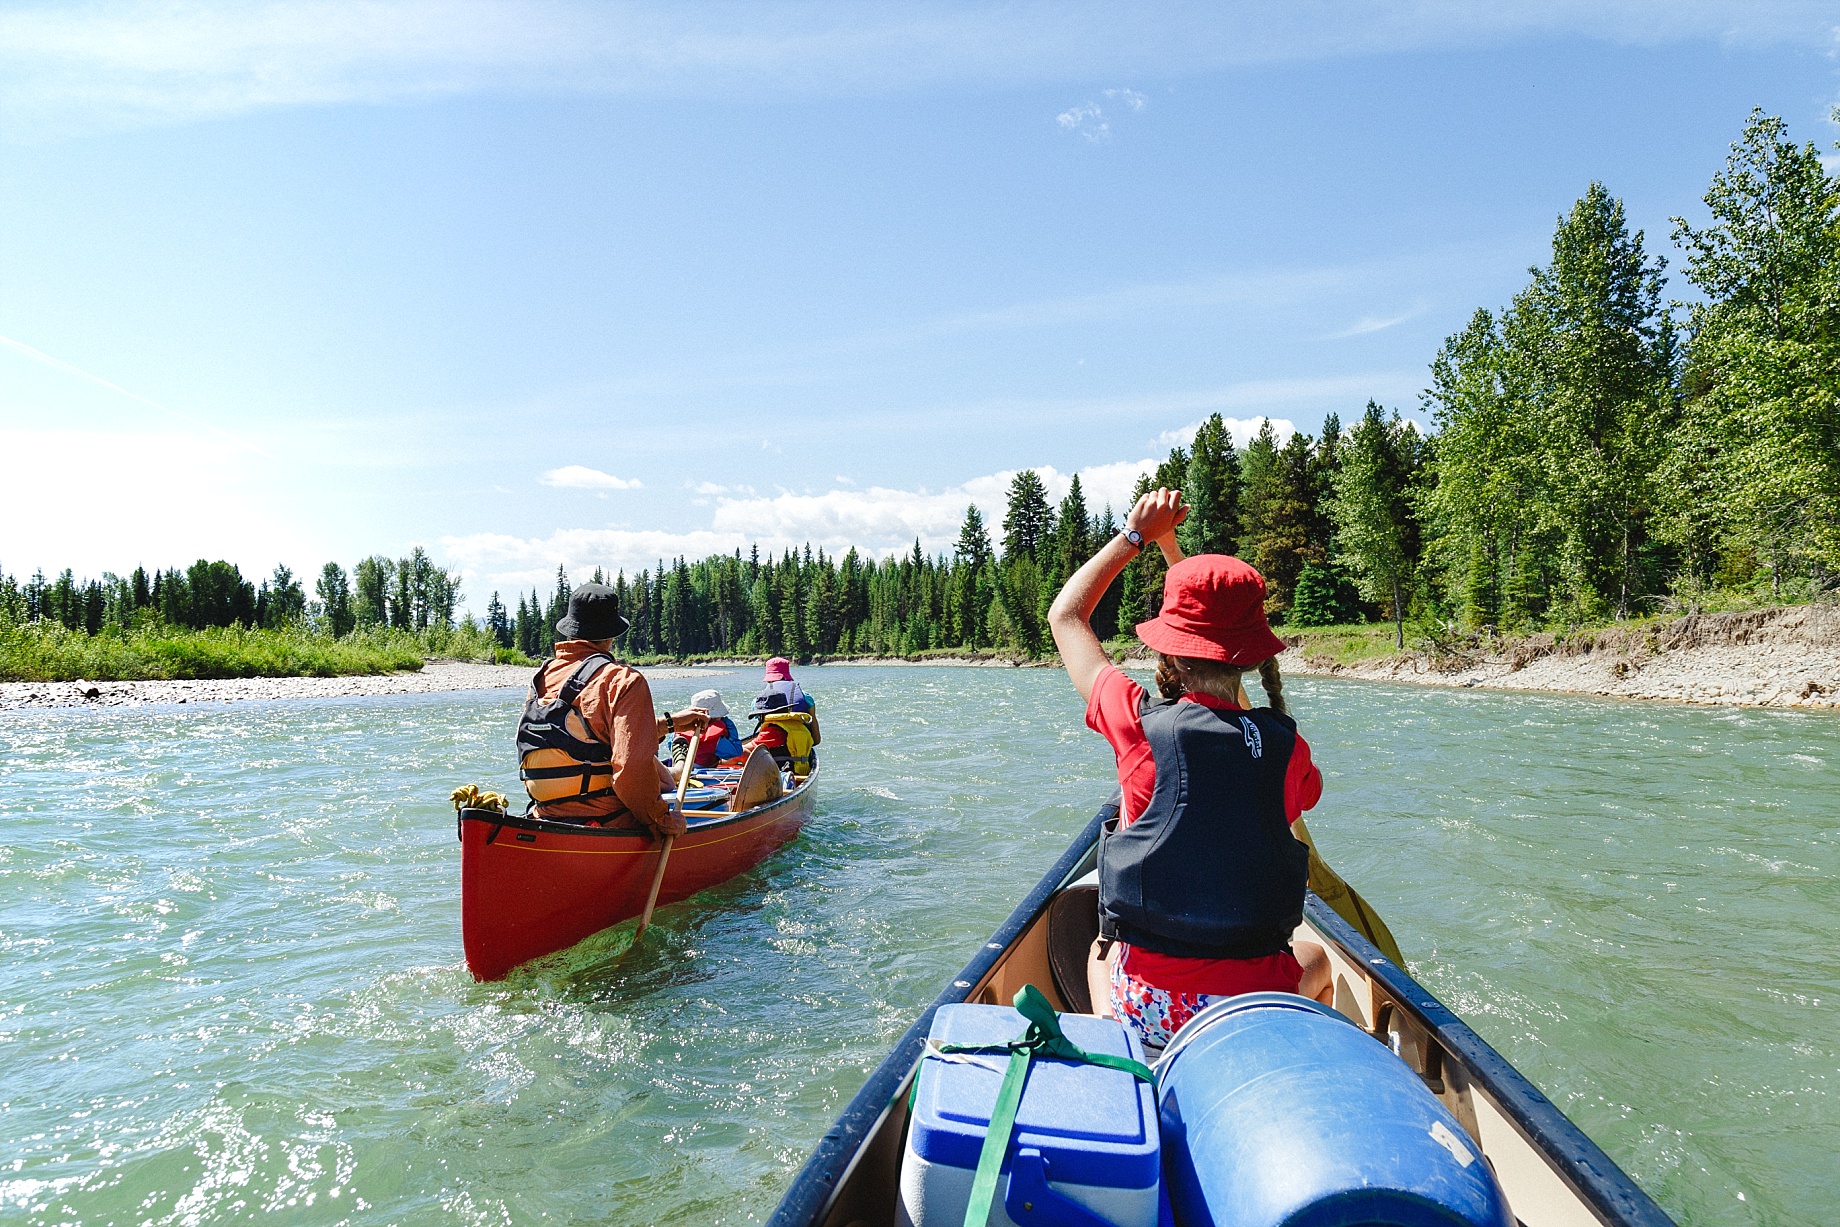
[910,1003,1158,1189]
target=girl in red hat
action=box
[1048,487,1332,1048]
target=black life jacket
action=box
[517,654,617,805]
[1098,696,1309,961]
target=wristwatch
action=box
[1122,528,1145,552]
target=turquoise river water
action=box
[2,667,1835,1225]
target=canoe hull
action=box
[460,772,816,980]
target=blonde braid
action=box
[1257,656,1287,716]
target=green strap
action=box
[932,985,1155,1227]
[962,1043,1032,1227]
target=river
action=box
[2,667,1834,1225]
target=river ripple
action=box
[1,667,1834,1225]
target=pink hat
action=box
[764,657,793,682]
[1136,555,1288,666]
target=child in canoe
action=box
[744,657,821,774]
[671,688,746,769]
[1047,487,1332,1049]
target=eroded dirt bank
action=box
[1282,605,1840,709]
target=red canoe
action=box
[458,768,818,980]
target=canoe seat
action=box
[1047,884,1101,1014]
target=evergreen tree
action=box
[995,556,1047,656]
[1238,422,1281,562]
[1179,414,1240,556]
[49,569,77,629]
[485,591,511,648]
[157,568,187,626]
[1330,403,1423,646]
[1240,427,1318,619]
[1050,474,1092,582]
[1001,469,1056,562]
[807,552,842,654]
[646,561,665,652]
[543,566,571,652]
[780,554,810,660]
[1289,564,1360,628]
[1092,504,1124,641]
[515,592,536,656]
[1119,473,1154,628]
[956,505,992,570]
[663,560,692,656]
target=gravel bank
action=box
[0,660,734,711]
[1282,605,1840,709]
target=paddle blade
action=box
[733,746,785,811]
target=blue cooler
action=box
[899,1003,1161,1227]
[1157,994,1514,1227]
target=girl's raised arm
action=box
[1048,488,1187,702]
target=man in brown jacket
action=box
[517,583,706,835]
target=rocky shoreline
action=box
[0,660,725,711]
[1280,605,1840,710]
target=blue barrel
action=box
[1157,994,1513,1227]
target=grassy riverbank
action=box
[0,622,529,683]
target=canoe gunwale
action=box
[1301,895,1674,1227]
[457,767,819,841]
[763,801,1115,1227]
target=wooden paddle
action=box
[635,723,697,939]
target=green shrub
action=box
[0,622,424,682]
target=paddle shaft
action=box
[637,720,699,937]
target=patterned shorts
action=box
[1107,956,1228,1049]
[1107,947,1303,1049]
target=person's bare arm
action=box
[1048,488,1188,703]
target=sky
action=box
[3,1,1839,608]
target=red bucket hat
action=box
[1135,555,1288,665]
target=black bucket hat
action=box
[555,583,629,642]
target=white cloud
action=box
[1103,86,1146,111]
[442,527,750,594]
[442,454,1190,593]
[1325,307,1424,339]
[1057,101,1108,141]
[539,464,642,489]
[1154,416,1296,451]
[5,2,1828,138]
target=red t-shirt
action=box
[1085,664,1323,995]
